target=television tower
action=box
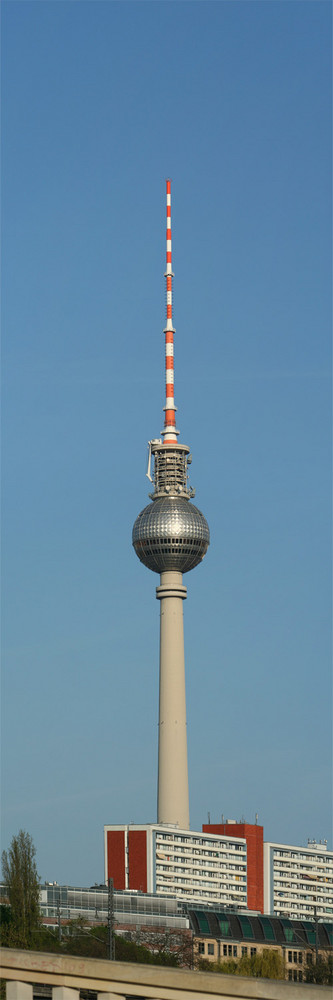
[132,181,209,830]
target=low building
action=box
[38,883,190,930]
[263,839,333,920]
[0,880,190,934]
[189,907,333,983]
[104,823,248,909]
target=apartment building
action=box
[105,824,248,908]
[264,839,333,920]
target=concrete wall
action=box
[1,947,331,999]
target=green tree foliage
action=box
[197,948,284,981]
[197,957,237,974]
[62,918,108,959]
[305,953,333,986]
[0,906,12,932]
[1,831,41,948]
[61,920,180,965]
[31,926,64,953]
[25,917,180,967]
[115,935,159,965]
[237,949,284,979]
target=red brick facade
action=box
[106,830,126,889]
[202,822,264,912]
[128,829,147,892]
[106,828,147,892]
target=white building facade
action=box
[264,840,333,920]
[154,826,247,906]
[105,824,248,909]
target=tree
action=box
[1,830,41,947]
[197,957,237,974]
[130,926,193,967]
[305,953,333,986]
[62,918,108,960]
[114,935,157,965]
[237,949,284,980]
[197,948,284,981]
[61,921,170,966]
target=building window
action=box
[250,948,257,957]
[288,951,292,963]
[233,946,237,957]
[293,971,297,982]
[307,953,312,964]
[223,944,227,956]
[208,943,214,955]
[288,971,293,981]
[293,951,298,963]
[299,972,303,982]
[198,942,205,954]
[298,952,303,964]
[228,945,232,956]
[241,947,247,956]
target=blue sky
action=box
[1,0,331,886]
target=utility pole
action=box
[314,904,319,964]
[57,895,61,942]
[108,877,115,960]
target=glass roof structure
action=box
[188,908,333,950]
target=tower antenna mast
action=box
[163,179,178,444]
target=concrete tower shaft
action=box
[157,571,189,828]
[132,181,209,830]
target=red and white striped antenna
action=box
[162,179,178,444]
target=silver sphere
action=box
[132,497,210,574]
